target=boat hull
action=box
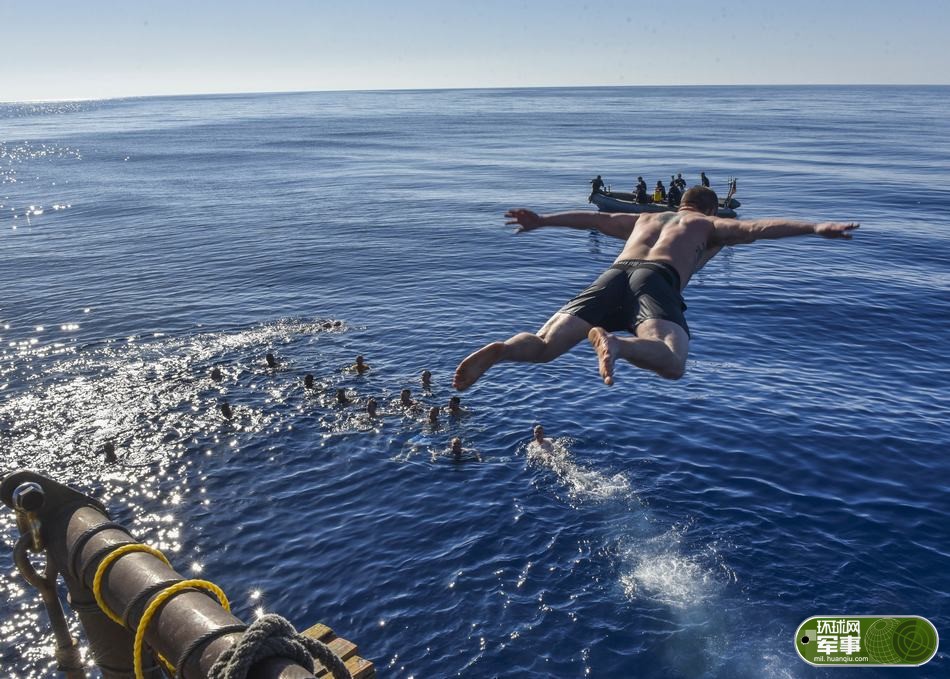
[590,192,738,218]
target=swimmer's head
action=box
[336,388,349,405]
[366,397,378,416]
[400,389,412,406]
[421,369,432,386]
[102,441,117,463]
[428,406,439,423]
[448,396,461,413]
[220,401,233,420]
[451,437,463,456]
[210,367,223,382]
[356,355,364,365]
[265,353,277,368]
[533,424,545,443]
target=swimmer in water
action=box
[304,373,315,389]
[448,395,465,417]
[220,401,233,420]
[453,190,858,390]
[530,424,554,453]
[366,397,378,417]
[352,355,370,374]
[102,441,117,463]
[265,353,277,369]
[421,369,432,389]
[336,388,351,405]
[210,367,223,382]
[533,424,546,444]
[397,388,423,414]
[449,437,481,462]
[428,406,440,425]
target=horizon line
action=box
[4,82,949,105]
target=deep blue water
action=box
[1,86,949,678]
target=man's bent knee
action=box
[634,348,685,380]
[636,319,688,380]
[533,313,592,362]
[660,364,685,380]
[657,356,686,380]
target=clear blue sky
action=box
[4,0,949,101]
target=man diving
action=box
[453,186,858,390]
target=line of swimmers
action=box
[219,355,464,417]
[220,353,475,459]
[100,352,555,465]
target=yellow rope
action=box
[92,544,171,626]
[133,579,230,679]
[91,544,231,679]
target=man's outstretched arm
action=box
[505,208,639,240]
[710,217,860,246]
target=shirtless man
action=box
[530,424,554,454]
[447,395,465,417]
[351,355,370,374]
[453,186,858,390]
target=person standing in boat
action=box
[700,171,710,188]
[452,186,859,391]
[667,181,682,208]
[653,180,667,203]
[590,175,605,196]
[634,177,648,204]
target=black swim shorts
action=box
[558,259,690,336]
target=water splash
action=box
[618,524,730,609]
[527,437,631,502]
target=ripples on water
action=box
[2,86,949,677]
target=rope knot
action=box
[208,614,350,679]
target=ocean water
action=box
[1,86,948,678]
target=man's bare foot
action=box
[588,327,618,386]
[453,342,506,391]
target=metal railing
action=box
[2,469,319,678]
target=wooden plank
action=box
[313,652,374,678]
[311,638,357,677]
[304,621,373,678]
[345,655,375,679]
[301,623,335,643]
[326,637,357,660]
